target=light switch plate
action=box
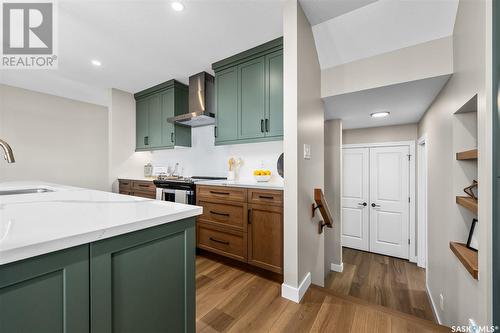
[304,144,311,159]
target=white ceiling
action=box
[324,75,451,129]
[0,0,284,104]
[312,0,458,69]
[299,0,377,25]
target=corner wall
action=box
[324,120,342,271]
[282,0,325,301]
[418,0,492,325]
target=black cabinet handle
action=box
[371,203,380,207]
[358,202,367,207]
[138,184,150,188]
[259,195,274,200]
[170,132,174,143]
[209,237,229,245]
[210,211,230,217]
[248,209,252,224]
[144,136,149,145]
[261,119,264,133]
[214,126,218,138]
[210,191,230,195]
[265,119,269,132]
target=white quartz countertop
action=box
[195,179,284,190]
[0,182,202,265]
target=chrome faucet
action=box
[0,139,15,163]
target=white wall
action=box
[0,84,109,190]
[108,88,152,192]
[321,36,454,98]
[324,119,342,271]
[418,0,492,325]
[150,126,283,182]
[343,123,418,144]
[282,0,325,301]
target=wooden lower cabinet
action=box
[196,185,283,274]
[0,218,196,333]
[248,204,283,273]
[118,179,157,199]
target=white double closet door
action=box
[342,145,410,259]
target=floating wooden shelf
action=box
[456,149,478,160]
[450,242,478,279]
[456,196,478,214]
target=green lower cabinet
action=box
[0,245,90,333]
[0,218,196,333]
[91,218,196,333]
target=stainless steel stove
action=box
[153,176,225,205]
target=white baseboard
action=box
[330,262,344,273]
[281,272,311,303]
[426,283,442,325]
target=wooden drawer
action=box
[197,185,247,202]
[198,200,247,230]
[248,189,283,206]
[132,191,156,199]
[197,223,247,262]
[132,180,155,192]
[118,179,132,192]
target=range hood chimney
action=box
[167,72,215,127]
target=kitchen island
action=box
[0,182,202,333]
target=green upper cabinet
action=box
[135,80,191,151]
[266,50,284,138]
[239,57,266,140]
[215,67,239,142]
[213,37,283,146]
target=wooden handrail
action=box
[312,188,334,234]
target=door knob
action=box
[371,203,380,208]
[358,202,367,207]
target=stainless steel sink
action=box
[0,188,54,196]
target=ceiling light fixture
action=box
[171,2,184,11]
[370,111,390,118]
[91,59,102,67]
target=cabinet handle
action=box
[248,209,252,224]
[210,210,230,217]
[261,119,264,133]
[358,202,367,207]
[209,191,230,195]
[144,136,149,145]
[371,203,381,208]
[209,237,229,245]
[265,118,269,132]
[214,126,218,138]
[259,195,274,200]
[138,184,150,188]
[170,132,174,143]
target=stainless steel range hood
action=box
[167,72,215,127]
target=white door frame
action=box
[417,135,428,268]
[342,141,416,263]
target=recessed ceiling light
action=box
[371,111,390,118]
[91,59,102,67]
[171,2,184,11]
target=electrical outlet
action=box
[439,293,444,311]
[304,144,311,159]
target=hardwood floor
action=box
[196,255,448,332]
[325,247,435,321]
